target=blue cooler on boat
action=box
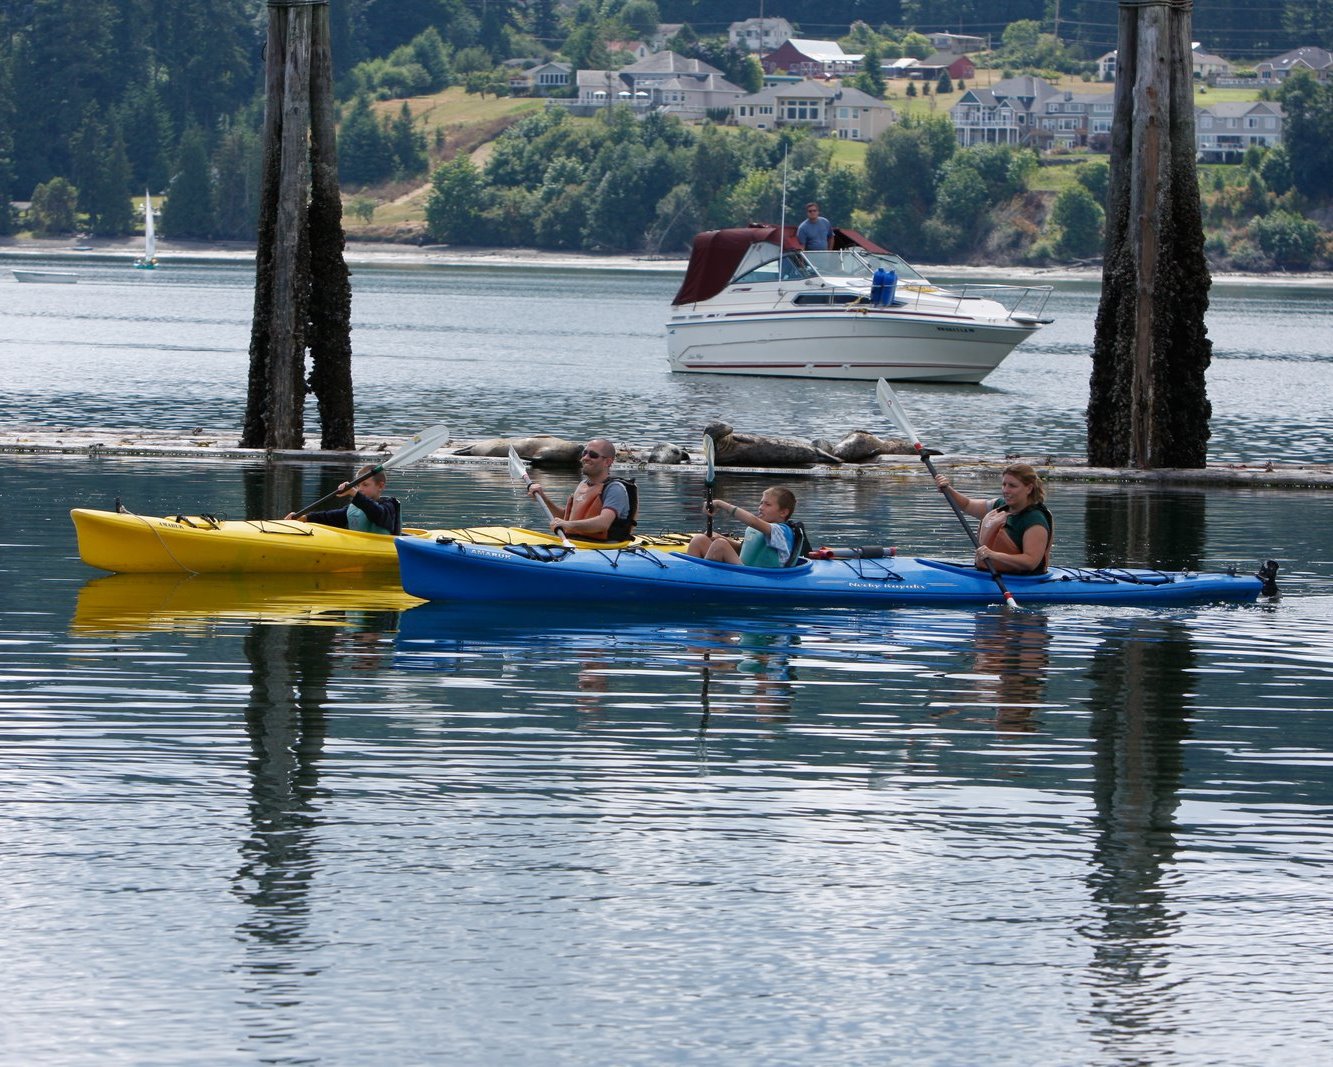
[870,268,886,305]
[878,269,897,306]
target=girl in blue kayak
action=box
[688,487,801,567]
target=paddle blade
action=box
[380,424,450,471]
[288,423,449,518]
[875,379,923,452]
[702,434,716,486]
[506,445,530,483]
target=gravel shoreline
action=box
[4,236,1331,286]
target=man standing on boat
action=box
[796,202,833,251]
[526,438,635,541]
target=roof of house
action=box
[622,51,722,76]
[1258,46,1333,71]
[779,39,862,63]
[656,73,746,95]
[1197,101,1284,117]
[737,79,892,108]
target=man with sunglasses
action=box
[526,437,636,541]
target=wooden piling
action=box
[1088,0,1212,470]
[241,0,353,452]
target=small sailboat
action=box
[133,191,157,269]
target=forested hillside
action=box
[0,0,1326,266]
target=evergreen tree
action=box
[855,44,886,99]
[161,124,215,239]
[70,108,134,236]
[338,95,393,187]
[390,102,429,179]
[118,83,173,193]
[527,0,559,43]
[212,124,261,240]
[0,59,14,234]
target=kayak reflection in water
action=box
[287,464,402,536]
[688,487,800,567]
[933,463,1053,574]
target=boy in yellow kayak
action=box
[287,465,402,536]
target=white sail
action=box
[143,191,156,260]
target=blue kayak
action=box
[395,536,1276,607]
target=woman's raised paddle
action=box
[702,433,717,537]
[875,379,1018,608]
[507,445,575,547]
[292,424,450,517]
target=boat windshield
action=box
[733,253,817,284]
[730,248,931,286]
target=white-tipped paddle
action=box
[292,423,449,517]
[702,433,716,537]
[875,379,1017,608]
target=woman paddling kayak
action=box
[933,463,1053,575]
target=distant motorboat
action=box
[666,225,1055,384]
[12,268,78,284]
[133,190,157,270]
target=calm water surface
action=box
[3,454,1333,1064]
[2,256,1331,462]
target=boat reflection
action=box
[70,571,420,634]
[396,602,803,728]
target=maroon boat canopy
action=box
[671,224,889,306]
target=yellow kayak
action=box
[71,571,423,634]
[70,508,692,574]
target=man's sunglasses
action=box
[582,449,610,459]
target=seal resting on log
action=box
[453,435,585,465]
[704,421,841,467]
[821,430,923,463]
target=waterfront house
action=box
[950,76,1059,147]
[1195,101,1284,162]
[733,79,897,141]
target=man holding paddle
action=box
[525,438,635,542]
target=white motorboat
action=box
[12,268,78,284]
[666,225,1053,383]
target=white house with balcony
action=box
[949,76,1059,147]
[729,17,794,53]
[733,80,896,141]
[573,53,745,118]
[1034,90,1115,150]
[1195,101,1284,162]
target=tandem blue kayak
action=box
[395,536,1278,608]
